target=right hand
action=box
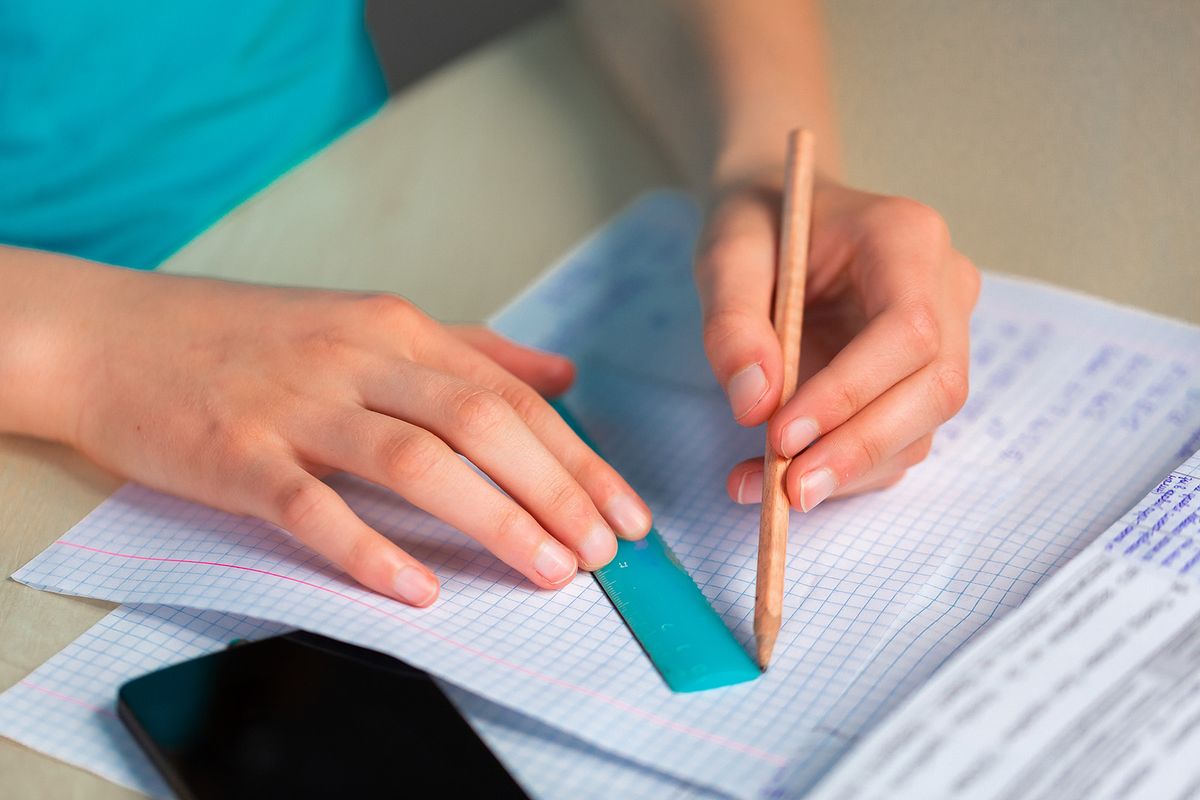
[695,174,978,511]
[52,268,653,606]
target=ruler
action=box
[552,400,761,693]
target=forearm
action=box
[573,0,841,190]
[0,246,123,443]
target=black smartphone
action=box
[118,630,530,800]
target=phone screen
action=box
[118,631,530,800]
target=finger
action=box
[831,435,931,497]
[451,326,575,397]
[249,462,441,606]
[833,469,906,498]
[767,200,956,456]
[768,301,941,458]
[786,358,968,511]
[298,409,581,588]
[406,334,653,540]
[727,458,766,505]
[362,364,620,569]
[694,192,785,425]
[768,194,964,453]
[725,436,930,505]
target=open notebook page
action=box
[12,192,1200,797]
[807,448,1200,800]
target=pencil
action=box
[755,128,816,670]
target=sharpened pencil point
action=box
[755,614,780,670]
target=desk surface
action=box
[3,7,1198,797]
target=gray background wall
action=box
[364,1,1199,321]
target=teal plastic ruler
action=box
[551,400,761,693]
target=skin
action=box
[576,0,980,511]
[2,0,978,606]
[0,249,653,605]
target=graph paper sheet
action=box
[808,450,1200,800]
[12,192,1200,796]
[0,604,712,800]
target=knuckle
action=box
[543,477,585,519]
[880,197,950,246]
[572,455,613,493]
[898,302,941,361]
[491,507,528,550]
[696,234,766,275]
[275,479,325,530]
[930,361,970,419]
[380,430,445,486]
[900,436,934,468]
[450,388,512,438]
[354,293,425,330]
[500,385,545,423]
[342,534,382,581]
[703,307,761,359]
[849,434,887,474]
[830,379,864,419]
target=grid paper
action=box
[11,192,1200,798]
[0,604,717,800]
[0,607,286,798]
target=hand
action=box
[695,174,980,511]
[60,272,652,605]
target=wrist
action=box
[712,130,844,190]
[0,248,125,446]
[708,150,842,211]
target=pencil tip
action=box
[756,635,777,671]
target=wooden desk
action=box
[4,6,1198,797]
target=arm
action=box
[0,245,652,602]
[0,248,101,444]
[577,0,980,510]
[573,0,841,186]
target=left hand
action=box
[694,173,980,511]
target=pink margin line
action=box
[55,541,787,767]
[21,679,116,718]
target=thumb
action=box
[695,195,784,426]
[451,326,575,397]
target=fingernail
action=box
[726,364,769,420]
[605,495,652,538]
[578,522,618,569]
[780,417,820,457]
[393,567,438,606]
[800,468,838,512]
[534,540,577,585]
[736,470,764,504]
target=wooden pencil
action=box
[755,128,816,669]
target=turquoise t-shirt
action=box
[0,1,387,270]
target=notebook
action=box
[809,448,1200,799]
[11,191,1200,796]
